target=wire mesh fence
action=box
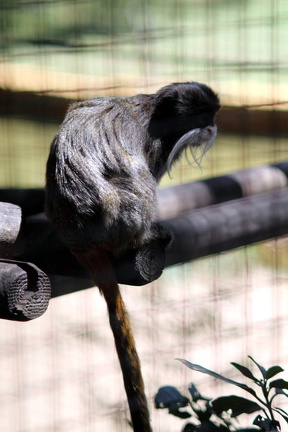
[1,1,288,431]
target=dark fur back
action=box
[46,97,157,251]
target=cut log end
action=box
[113,240,167,286]
[135,240,167,282]
[0,260,51,321]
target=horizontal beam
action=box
[2,169,288,320]
[14,188,288,295]
[163,188,288,266]
[157,162,288,219]
[1,162,288,220]
[1,88,288,136]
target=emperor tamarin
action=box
[45,81,220,432]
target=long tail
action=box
[74,248,152,432]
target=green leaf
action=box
[154,385,191,418]
[275,387,288,398]
[253,415,280,431]
[169,408,191,419]
[236,429,259,431]
[231,362,260,383]
[188,383,211,403]
[269,378,288,390]
[177,359,257,397]
[182,423,197,432]
[212,395,262,418]
[248,356,267,379]
[273,407,288,424]
[266,366,284,380]
[183,420,228,432]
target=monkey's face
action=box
[148,81,220,177]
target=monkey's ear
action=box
[153,93,178,118]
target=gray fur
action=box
[166,125,217,175]
[45,82,220,253]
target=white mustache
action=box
[167,125,217,175]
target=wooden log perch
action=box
[1,165,288,308]
[0,259,51,321]
[163,188,288,266]
[157,162,288,219]
[0,187,285,300]
[0,188,287,319]
[1,161,288,220]
[112,239,167,285]
[18,213,168,295]
[0,202,22,257]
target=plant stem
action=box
[262,382,275,421]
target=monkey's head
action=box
[148,81,220,177]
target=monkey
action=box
[45,81,220,432]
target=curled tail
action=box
[74,248,152,432]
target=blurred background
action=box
[1,0,288,431]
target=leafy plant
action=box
[154,356,288,431]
